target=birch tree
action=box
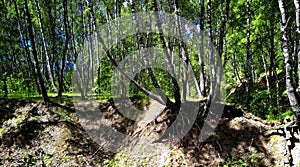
[24,0,49,101]
[245,0,253,106]
[278,0,300,123]
[34,0,58,94]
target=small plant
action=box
[43,153,53,165]
[223,157,249,167]
[103,159,118,167]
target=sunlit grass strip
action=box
[0,93,82,99]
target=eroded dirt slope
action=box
[0,98,299,166]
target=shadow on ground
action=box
[0,98,115,166]
[0,98,294,166]
[179,105,276,166]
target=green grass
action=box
[0,93,82,102]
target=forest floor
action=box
[0,97,299,167]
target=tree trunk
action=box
[245,0,253,106]
[13,0,40,95]
[269,0,276,89]
[172,0,188,102]
[24,0,49,101]
[206,0,216,106]
[152,0,181,108]
[46,0,58,93]
[57,0,69,97]
[294,0,300,93]
[34,0,58,94]
[3,76,7,98]
[214,0,230,101]
[88,0,100,94]
[278,6,300,165]
[198,0,206,98]
[278,0,300,118]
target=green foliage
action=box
[223,150,268,167]
[250,89,274,118]
[250,88,292,120]
[227,82,293,121]
[43,153,53,165]
[0,0,297,123]
[128,68,174,99]
[224,158,249,167]
[103,159,118,167]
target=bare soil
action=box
[0,98,299,166]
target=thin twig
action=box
[248,138,253,151]
[216,140,222,151]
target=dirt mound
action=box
[0,99,112,166]
[0,99,299,166]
